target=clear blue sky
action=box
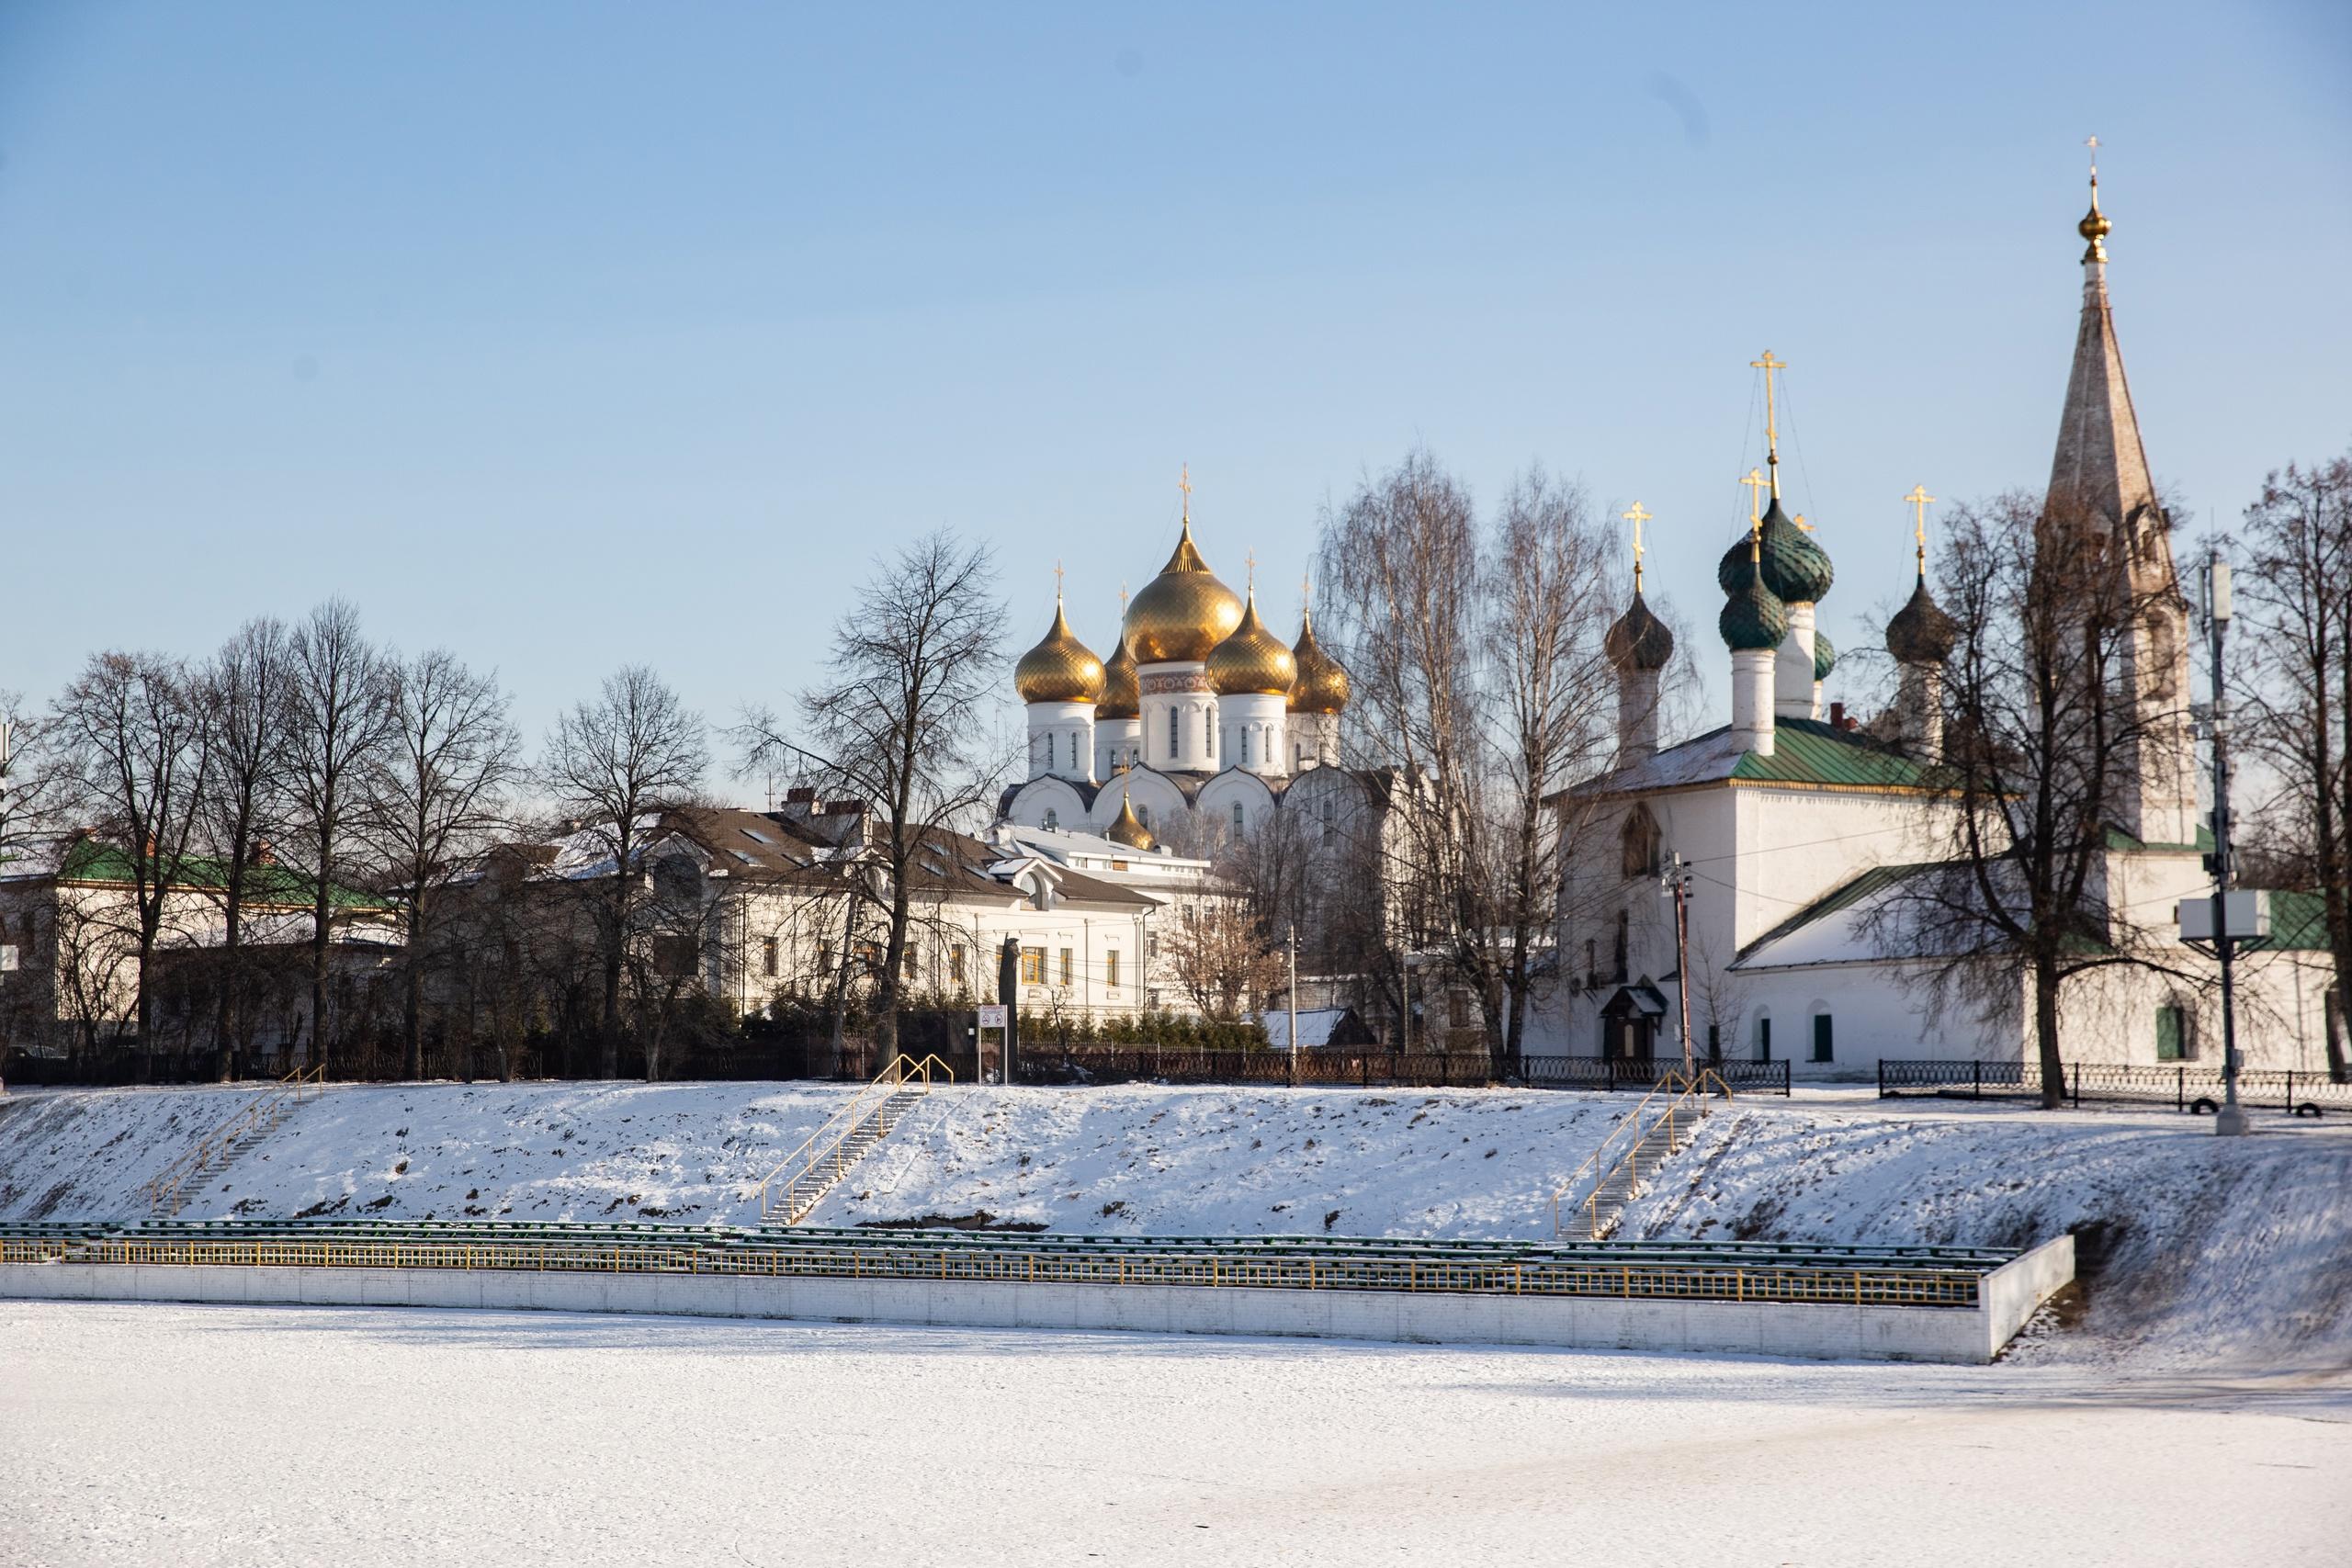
[3,2,2346,762]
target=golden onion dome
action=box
[1205,588,1298,696]
[1289,605,1351,715]
[1096,631,1139,720]
[1124,518,1243,664]
[2079,175,2110,259]
[1013,599,1105,705]
[1104,793,1155,851]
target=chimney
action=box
[1828,702,1846,728]
[251,838,277,865]
[786,786,816,804]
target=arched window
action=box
[1621,807,1662,881]
[1043,808,1058,830]
[1231,802,1245,835]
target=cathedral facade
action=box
[998,493,1381,860]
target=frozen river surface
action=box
[4,1299,2346,1567]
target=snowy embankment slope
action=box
[1623,1106,2352,1371]
[0,1082,1633,1236]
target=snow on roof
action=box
[1260,1009,1353,1049]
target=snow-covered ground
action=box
[0,1081,1636,1235]
[4,1080,2348,1373]
[1622,1105,2352,1372]
[3,1299,2345,1568]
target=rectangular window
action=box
[2155,1005,2185,1061]
[1058,948,1073,987]
[762,936,779,978]
[1758,1017,1772,1063]
[1104,950,1120,989]
[1812,1014,1834,1064]
[1320,799,1335,845]
[1449,991,1469,1029]
[1020,946,1045,986]
[1169,708,1179,757]
[950,945,967,986]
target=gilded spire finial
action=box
[1623,501,1651,591]
[1904,485,1936,576]
[1179,463,1193,527]
[2078,135,2110,260]
[1054,558,1065,604]
[1245,548,1256,592]
[1751,350,1788,499]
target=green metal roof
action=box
[1739,861,1942,959]
[2263,890,2334,952]
[1729,716,1935,790]
[52,839,390,910]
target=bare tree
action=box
[196,617,296,1080]
[283,601,397,1070]
[738,531,1006,1063]
[542,665,707,1077]
[1863,492,2199,1106]
[1318,454,1620,1073]
[364,649,520,1079]
[51,651,211,1048]
[1162,891,1287,1023]
[2235,449,2352,1080]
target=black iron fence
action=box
[1012,1045,1498,1089]
[1878,1057,2350,1114]
[1522,1055,1791,1097]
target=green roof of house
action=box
[1728,716,1935,790]
[51,839,391,910]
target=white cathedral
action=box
[1549,172,2339,1076]
[999,484,1383,858]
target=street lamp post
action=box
[1661,852,1694,1075]
[2205,548,2249,1137]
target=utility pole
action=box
[1287,922,1300,1087]
[1661,852,1694,1075]
[2205,550,2249,1136]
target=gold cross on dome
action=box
[1622,502,1650,586]
[1245,549,1257,588]
[1904,484,1936,558]
[1738,468,1768,530]
[1792,513,1815,533]
[1054,559,1065,600]
[2086,134,2099,177]
[1178,464,1193,522]
[1119,580,1130,612]
[1751,350,1788,497]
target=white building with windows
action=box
[1544,177,2341,1077]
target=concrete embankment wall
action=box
[0,1251,2074,1364]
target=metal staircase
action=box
[759,1055,952,1224]
[1551,1069,1731,1240]
[143,1065,325,1217]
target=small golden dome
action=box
[1124,519,1243,664]
[1013,600,1105,705]
[1105,793,1155,851]
[2078,178,2110,258]
[1096,633,1139,719]
[1289,606,1351,715]
[1205,589,1298,696]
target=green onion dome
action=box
[1812,628,1837,682]
[1715,500,1834,604]
[1719,549,1791,652]
[1605,589,1676,672]
[1885,570,1958,665]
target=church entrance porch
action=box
[1599,983,1669,1060]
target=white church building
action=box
[1546,176,2341,1077]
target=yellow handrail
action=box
[1550,1068,1730,1239]
[756,1053,953,1223]
[142,1064,326,1215]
